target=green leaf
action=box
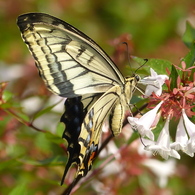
[2,90,13,102]
[9,183,27,195]
[0,101,13,109]
[4,109,30,123]
[132,56,172,75]
[34,131,63,153]
[56,122,65,137]
[35,132,53,152]
[32,101,62,120]
[183,43,195,68]
[0,158,21,171]
[16,112,30,122]
[182,21,195,49]
[20,155,66,166]
[170,64,178,90]
[45,131,64,144]
[39,155,66,165]
[0,90,15,109]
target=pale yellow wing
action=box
[74,76,139,179]
[17,13,125,97]
[76,85,125,177]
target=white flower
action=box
[145,116,180,160]
[140,68,168,97]
[170,113,194,156]
[142,159,176,188]
[171,118,188,151]
[128,101,163,140]
[182,109,195,155]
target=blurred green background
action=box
[1,0,195,195]
[1,0,193,64]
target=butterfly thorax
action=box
[124,75,140,103]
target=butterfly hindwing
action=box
[76,84,128,178]
[60,76,138,183]
[60,94,101,184]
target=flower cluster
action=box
[128,63,195,160]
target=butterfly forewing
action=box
[17,13,125,97]
[17,12,140,193]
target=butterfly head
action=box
[134,74,141,83]
[125,74,141,84]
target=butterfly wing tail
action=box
[60,94,100,185]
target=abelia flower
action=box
[170,113,189,155]
[182,109,195,155]
[145,115,180,160]
[128,101,163,140]
[140,68,168,97]
[130,62,195,160]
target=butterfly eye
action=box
[135,74,141,82]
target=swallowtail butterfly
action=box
[17,13,140,192]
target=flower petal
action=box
[145,144,170,160]
[170,114,188,151]
[144,115,180,159]
[128,101,163,140]
[182,109,195,137]
[140,68,168,96]
[182,109,195,154]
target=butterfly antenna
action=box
[135,58,148,73]
[122,42,133,74]
[122,42,148,75]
